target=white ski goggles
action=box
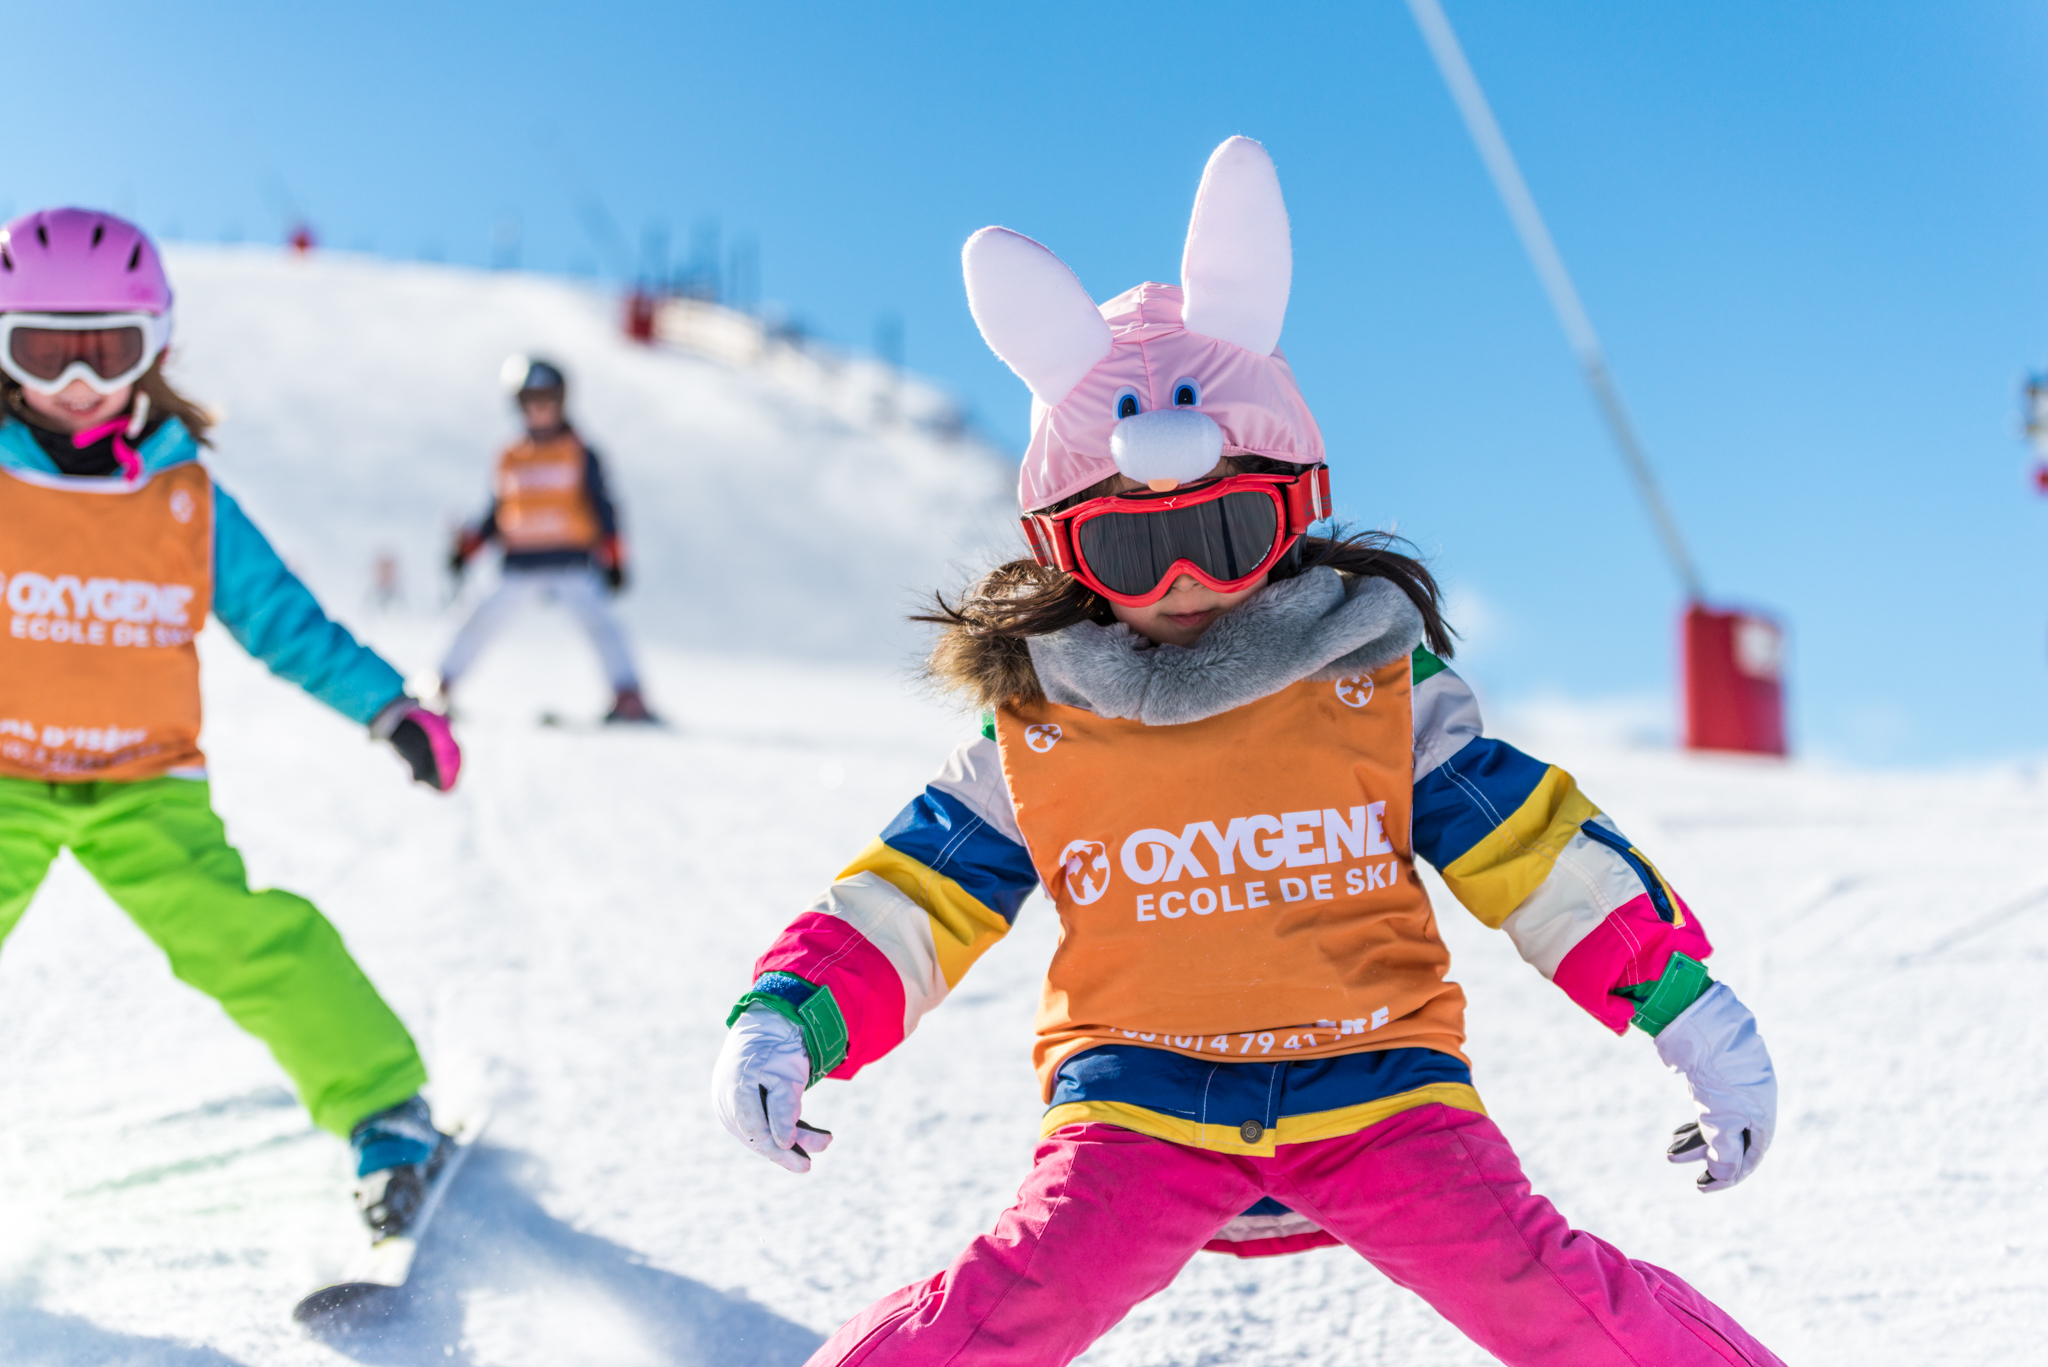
[0,311,171,395]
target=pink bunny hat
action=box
[963,136,1324,512]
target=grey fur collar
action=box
[1027,568,1423,726]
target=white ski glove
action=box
[712,1004,835,1173]
[1655,982,1776,1192]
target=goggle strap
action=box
[1279,466,1330,534]
[1018,514,1073,572]
[1018,516,1047,567]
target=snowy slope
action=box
[158,245,1018,661]
[2,250,2046,1366]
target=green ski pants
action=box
[0,775,427,1136]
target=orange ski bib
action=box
[997,660,1467,1094]
[0,463,213,782]
[494,434,598,553]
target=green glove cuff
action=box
[1619,951,1714,1036]
[728,980,850,1085]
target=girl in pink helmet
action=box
[0,208,461,1239]
[711,141,1784,1364]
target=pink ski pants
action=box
[808,1104,1781,1366]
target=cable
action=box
[1406,0,1705,601]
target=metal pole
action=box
[1405,0,1705,601]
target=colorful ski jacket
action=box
[0,417,407,780]
[735,570,1715,1174]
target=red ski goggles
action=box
[1021,465,1331,607]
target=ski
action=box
[538,711,672,732]
[292,1110,490,1327]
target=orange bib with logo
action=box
[0,463,213,782]
[997,660,1467,1094]
[494,435,598,553]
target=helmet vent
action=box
[127,243,142,271]
[34,225,47,247]
[90,224,105,247]
[1,250,11,271]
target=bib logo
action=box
[1116,805,1403,924]
[1334,675,1374,709]
[168,489,196,524]
[1120,805,1394,881]
[2,571,197,649]
[1058,839,1111,904]
[1025,723,1062,753]
[503,461,583,493]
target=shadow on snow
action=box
[0,1300,250,1367]
[302,1143,823,1366]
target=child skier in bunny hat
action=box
[712,139,1783,1365]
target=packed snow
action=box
[2,250,2044,1366]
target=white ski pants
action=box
[439,565,640,692]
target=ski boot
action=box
[603,686,659,725]
[349,1095,451,1238]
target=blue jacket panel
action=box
[0,417,406,726]
[211,485,406,724]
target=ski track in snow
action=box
[2,250,2046,1363]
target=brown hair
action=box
[3,353,215,446]
[919,457,1456,708]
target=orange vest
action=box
[996,660,1467,1095]
[494,434,599,553]
[0,463,213,782]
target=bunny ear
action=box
[963,227,1112,407]
[1180,136,1291,355]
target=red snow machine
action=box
[1683,604,1787,756]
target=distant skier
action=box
[441,357,655,723]
[711,141,1784,1365]
[0,209,460,1240]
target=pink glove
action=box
[371,699,462,792]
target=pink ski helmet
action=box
[0,208,173,319]
[963,137,1321,512]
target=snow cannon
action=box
[1683,605,1787,757]
[1409,2,1797,760]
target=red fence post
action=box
[1683,604,1787,756]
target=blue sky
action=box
[11,1,2048,764]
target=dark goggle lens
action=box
[1073,490,1281,596]
[8,325,146,382]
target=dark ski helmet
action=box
[500,354,566,399]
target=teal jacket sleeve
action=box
[210,484,407,725]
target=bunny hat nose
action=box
[1108,407,1225,492]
